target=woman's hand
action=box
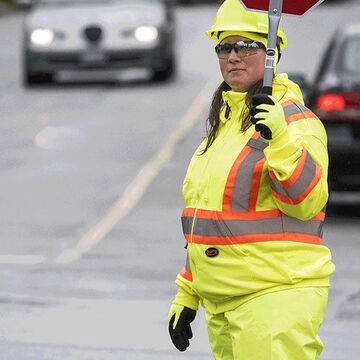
[168,304,197,352]
[250,94,287,140]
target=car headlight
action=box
[134,26,159,43]
[30,28,54,47]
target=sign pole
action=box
[238,0,326,93]
[262,0,283,95]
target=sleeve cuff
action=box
[174,275,199,311]
[268,127,291,149]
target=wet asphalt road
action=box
[0,1,360,359]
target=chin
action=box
[226,77,249,92]
[229,83,248,92]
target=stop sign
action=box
[239,0,325,16]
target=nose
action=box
[228,49,240,63]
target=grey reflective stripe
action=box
[247,138,269,151]
[192,216,322,237]
[231,138,267,212]
[193,217,282,236]
[270,150,317,200]
[185,253,191,272]
[283,102,309,119]
[282,216,323,237]
[182,216,193,235]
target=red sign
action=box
[239,0,325,16]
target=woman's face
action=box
[218,36,266,92]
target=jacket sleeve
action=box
[173,252,199,311]
[264,101,329,221]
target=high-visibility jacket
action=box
[175,73,335,314]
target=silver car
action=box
[22,0,176,85]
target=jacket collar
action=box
[221,90,247,123]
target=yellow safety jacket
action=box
[174,73,335,314]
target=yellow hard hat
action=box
[206,0,287,50]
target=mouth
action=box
[228,68,245,74]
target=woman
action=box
[168,0,335,359]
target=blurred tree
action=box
[0,0,15,8]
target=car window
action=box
[314,38,335,83]
[340,36,360,74]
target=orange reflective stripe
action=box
[189,233,321,245]
[281,99,294,108]
[269,147,307,187]
[182,208,195,217]
[184,233,192,243]
[223,143,252,212]
[271,165,322,205]
[270,148,322,203]
[195,208,283,220]
[281,99,318,125]
[284,148,307,187]
[179,267,193,281]
[311,211,325,221]
[224,133,268,212]
[286,111,317,125]
[281,99,307,111]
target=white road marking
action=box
[34,126,80,149]
[56,78,218,264]
[0,255,45,265]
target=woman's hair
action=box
[200,78,263,154]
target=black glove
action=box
[168,306,197,352]
[250,93,275,140]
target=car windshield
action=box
[340,36,360,74]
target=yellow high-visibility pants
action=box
[205,287,328,360]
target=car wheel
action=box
[23,51,54,86]
[24,71,54,86]
[152,58,175,82]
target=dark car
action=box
[304,23,360,192]
[22,0,176,85]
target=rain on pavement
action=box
[0,1,359,359]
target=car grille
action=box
[108,54,141,62]
[83,25,103,43]
[45,53,142,65]
[47,57,77,64]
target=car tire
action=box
[24,70,54,86]
[23,51,54,86]
[152,57,175,82]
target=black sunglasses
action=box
[215,40,266,59]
